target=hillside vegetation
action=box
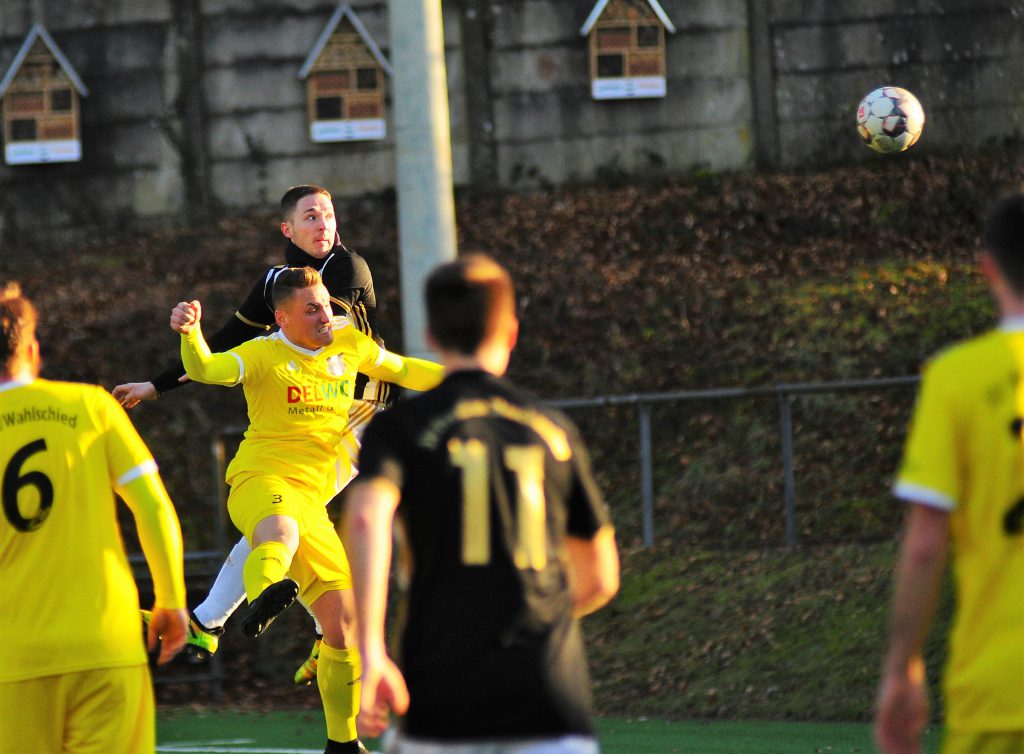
[3,149,1020,721]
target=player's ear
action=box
[425,328,439,353]
[275,309,287,329]
[24,336,41,375]
[280,221,293,240]
[981,251,1001,286]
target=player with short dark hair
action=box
[171,266,443,754]
[0,282,188,753]
[875,194,1024,754]
[114,184,389,682]
[347,254,620,754]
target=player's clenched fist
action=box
[170,300,202,334]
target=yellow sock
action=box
[317,642,361,743]
[242,541,293,603]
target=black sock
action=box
[324,739,361,754]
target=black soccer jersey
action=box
[357,369,611,740]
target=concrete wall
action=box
[484,0,754,190]
[0,0,1022,233]
[768,0,1024,165]
[0,0,185,233]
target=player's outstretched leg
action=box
[241,578,298,639]
[239,524,299,639]
[191,536,250,631]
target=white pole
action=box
[388,0,458,358]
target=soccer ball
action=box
[855,86,925,154]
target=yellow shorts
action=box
[943,730,1024,754]
[0,664,153,754]
[228,473,352,607]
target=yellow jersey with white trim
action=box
[894,324,1024,731]
[217,317,439,492]
[0,378,170,682]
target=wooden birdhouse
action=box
[580,0,675,100]
[0,25,89,165]
[298,4,392,143]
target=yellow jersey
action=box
[182,316,442,493]
[0,378,185,683]
[894,323,1024,731]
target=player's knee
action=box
[251,515,299,552]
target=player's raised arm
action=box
[114,276,275,407]
[172,300,244,386]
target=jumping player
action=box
[172,266,442,753]
[115,184,388,682]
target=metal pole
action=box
[777,391,798,549]
[389,0,458,358]
[639,402,655,548]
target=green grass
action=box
[156,708,944,753]
[581,543,952,723]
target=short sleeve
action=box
[228,338,266,384]
[357,411,407,491]
[892,358,960,511]
[94,387,158,486]
[561,417,612,539]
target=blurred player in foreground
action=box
[875,194,1024,754]
[115,184,389,683]
[347,254,620,753]
[0,282,188,753]
[172,266,442,754]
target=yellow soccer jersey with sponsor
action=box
[0,379,158,682]
[894,324,1024,731]
[224,318,401,492]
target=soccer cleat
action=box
[184,610,225,662]
[293,636,322,685]
[325,741,369,754]
[241,579,299,639]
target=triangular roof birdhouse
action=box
[580,0,676,100]
[0,24,89,164]
[298,3,392,143]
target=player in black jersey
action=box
[346,254,620,754]
[113,185,388,682]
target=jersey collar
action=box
[0,377,34,393]
[274,329,325,357]
[999,316,1024,332]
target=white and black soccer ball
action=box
[856,86,925,154]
